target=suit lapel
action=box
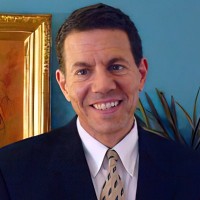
[136,126,176,200]
[47,117,97,199]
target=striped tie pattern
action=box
[100,149,125,200]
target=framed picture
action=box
[0,14,51,147]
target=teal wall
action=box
[1,0,200,129]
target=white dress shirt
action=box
[77,118,139,200]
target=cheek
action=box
[67,82,89,107]
[121,76,141,95]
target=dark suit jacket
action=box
[1,117,200,200]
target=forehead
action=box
[64,29,131,55]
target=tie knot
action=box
[106,149,119,167]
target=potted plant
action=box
[136,88,200,150]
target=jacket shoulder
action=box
[0,117,77,163]
[139,126,200,176]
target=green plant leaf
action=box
[176,101,195,146]
[137,99,150,128]
[193,118,200,150]
[156,89,173,125]
[171,96,178,127]
[193,87,200,127]
[170,96,186,144]
[145,92,170,139]
[135,115,148,127]
[141,126,168,138]
[176,102,194,130]
[156,89,185,144]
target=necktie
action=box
[100,149,125,200]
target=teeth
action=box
[93,101,119,110]
[106,102,111,109]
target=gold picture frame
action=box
[0,14,51,147]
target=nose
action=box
[91,70,116,94]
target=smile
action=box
[92,101,120,110]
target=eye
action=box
[76,69,89,75]
[108,64,124,71]
[108,64,127,75]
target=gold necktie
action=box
[100,149,125,200]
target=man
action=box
[1,3,200,200]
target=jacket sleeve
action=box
[0,169,10,200]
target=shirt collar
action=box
[77,117,138,178]
[113,120,138,177]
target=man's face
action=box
[56,29,148,142]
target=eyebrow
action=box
[70,57,130,71]
[72,62,92,68]
[107,57,130,66]
[70,62,93,73]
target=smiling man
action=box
[56,29,147,148]
[1,3,200,200]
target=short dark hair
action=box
[56,3,143,73]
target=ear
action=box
[56,69,71,102]
[138,58,148,91]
